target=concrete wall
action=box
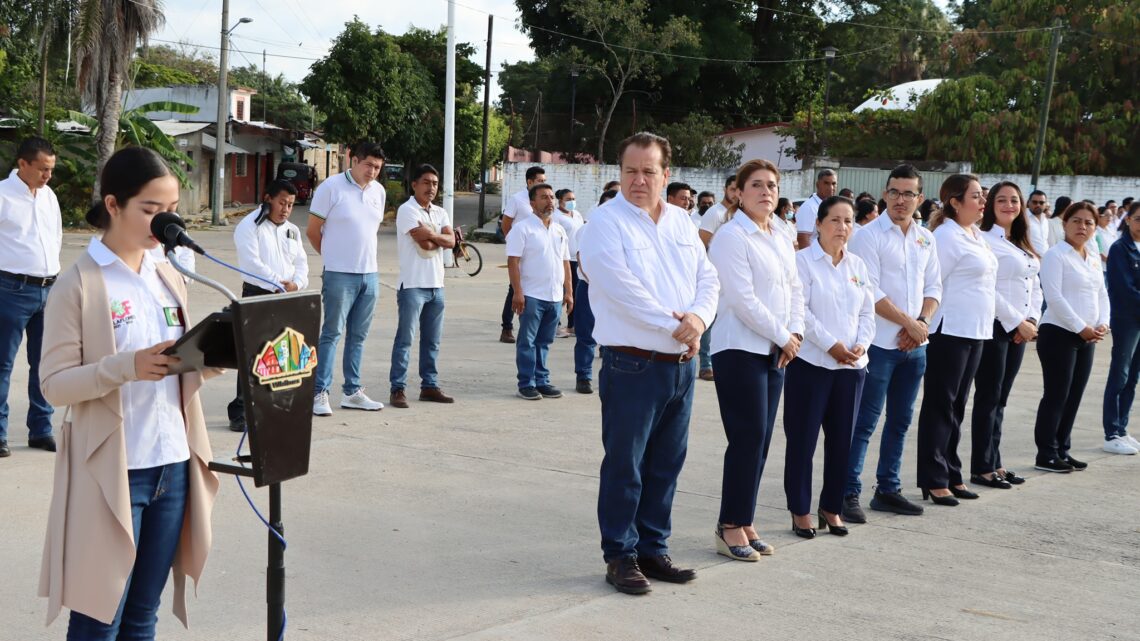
[975,173,1138,205]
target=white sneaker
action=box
[341,388,384,411]
[313,390,332,417]
[1124,434,1140,450]
[1102,436,1138,455]
[555,327,571,338]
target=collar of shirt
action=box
[807,238,847,265]
[88,237,158,274]
[342,170,381,194]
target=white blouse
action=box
[795,242,876,369]
[708,213,805,357]
[930,222,998,340]
[982,226,1043,332]
[1040,242,1111,333]
[89,238,189,470]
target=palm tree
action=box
[75,0,164,198]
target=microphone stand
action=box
[166,248,239,302]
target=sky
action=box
[155,0,535,99]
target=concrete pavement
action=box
[1,216,1138,640]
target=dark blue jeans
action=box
[712,349,784,525]
[0,274,54,442]
[698,321,714,371]
[846,344,927,497]
[516,296,561,389]
[67,460,189,640]
[573,280,597,382]
[389,286,445,392]
[1103,314,1140,439]
[597,348,694,561]
[784,360,866,516]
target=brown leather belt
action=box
[0,270,57,287]
[608,345,692,363]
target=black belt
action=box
[608,345,692,363]
[0,270,56,287]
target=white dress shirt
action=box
[309,171,385,274]
[395,198,451,289]
[795,193,823,237]
[795,242,875,369]
[234,210,310,291]
[89,238,189,470]
[930,222,998,340]
[503,188,534,225]
[505,215,570,302]
[554,208,586,258]
[982,226,1042,332]
[0,170,62,277]
[578,192,719,354]
[689,209,703,227]
[698,202,729,237]
[846,214,942,349]
[1026,210,1050,253]
[1040,242,1111,333]
[708,213,804,356]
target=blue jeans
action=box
[516,296,561,389]
[389,287,445,391]
[573,280,597,382]
[846,344,927,497]
[315,271,379,395]
[698,321,714,370]
[1104,315,1140,439]
[67,461,189,640]
[0,275,54,441]
[597,348,694,561]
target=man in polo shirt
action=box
[388,164,456,408]
[507,183,572,400]
[498,166,546,344]
[795,168,839,249]
[306,142,388,416]
[0,136,62,457]
[579,132,718,595]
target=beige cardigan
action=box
[37,251,220,626]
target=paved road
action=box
[1,226,1138,640]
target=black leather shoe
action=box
[0,440,10,457]
[869,490,924,515]
[842,495,867,523]
[950,485,980,500]
[970,474,1011,489]
[637,554,696,583]
[1001,470,1026,485]
[1063,455,1088,470]
[606,557,651,595]
[28,436,57,452]
[229,419,246,433]
[576,379,593,394]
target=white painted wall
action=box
[975,173,1138,206]
[719,128,802,172]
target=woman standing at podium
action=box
[37,147,220,639]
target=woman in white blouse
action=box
[707,159,804,561]
[783,196,874,538]
[1033,202,1110,472]
[916,174,997,506]
[970,182,1041,489]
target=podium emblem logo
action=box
[252,328,318,391]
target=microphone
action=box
[151,211,205,255]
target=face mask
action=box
[698,204,711,215]
[785,211,794,220]
[565,200,577,212]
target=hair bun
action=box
[85,202,109,229]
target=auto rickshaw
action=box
[276,162,316,204]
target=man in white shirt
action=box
[226,180,308,432]
[388,164,456,409]
[498,166,546,344]
[0,137,61,456]
[796,168,839,249]
[506,184,572,400]
[666,181,691,212]
[553,188,585,339]
[697,175,739,248]
[579,132,718,595]
[843,164,942,522]
[305,142,388,416]
[691,191,715,227]
[1027,189,1051,252]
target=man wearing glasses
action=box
[843,164,943,522]
[1027,190,1051,252]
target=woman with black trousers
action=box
[784,196,874,538]
[917,174,997,506]
[970,181,1041,488]
[708,159,804,560]
[1034,202,1110,472]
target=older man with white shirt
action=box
[796,168,839,249]
[0,137,61,457]
[579,132,718,595]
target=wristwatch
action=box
[916,316,928,325]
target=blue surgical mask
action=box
[565,200,577,212]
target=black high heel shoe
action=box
[970,474,1011,489]
[816,510,849,536]
[921,488,960,506]
[790,514,816,539]
[950,485,979,500]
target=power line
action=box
[722,0,1064,35]
[149,37,322,61]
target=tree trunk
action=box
[596,72,628,163]
[37,28,51,135]
[93,66,124,202]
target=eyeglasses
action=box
[886,189,920,201]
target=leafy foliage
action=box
[779,109,927,161]
[656,114,744,168]
[66,101,198,185]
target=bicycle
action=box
[448,225,483,277]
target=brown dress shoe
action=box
[637,554,696,583]
[605,557,651,595]
[698,368,715,381]
[419,388,454,403]
[389,389,409,409]
[499,329,516,344]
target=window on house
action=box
[235,154,247,177]
[236,99,245,120]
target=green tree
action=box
[135,43,218,84]
[656,113,743,168]
[66,101,198,185]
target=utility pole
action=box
[1031,19,1063,190]
[262,49,267,123]
[212,0,229,226]
[443,0,456,222]
[477,15,493,228]
[569,66,579,161]
[533,91,542,158]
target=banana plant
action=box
[67,100,198,185]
